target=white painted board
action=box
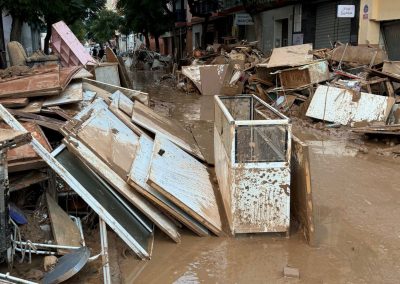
[147,134,222,235]
[306,85,394,125]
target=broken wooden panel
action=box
[306,85,395,125]
[51,21,95,67]
[9,170,48,192]
[71,68,93,79]
[127,135,209,236]
[0,129,30,149]
[131,101,205,161]
[264,44,313,68]
[0,98,29,108]
[46,193,82,254]
[383,61,400,77]
[0,105,152,259]
[8,110,65,132]
[278,60,330,89]
[199,65,228,96]
[0,67,60,98]
[291,136,316,246]
[331,45,387,65]
[19,99,43,113]
[147,134,222,235]
[94,63,121,86]
[63,136,181,243]
[53,145,154,258]
[83,78,148,106]
[1,122,52,172]
[181,66,201,90]
[66,99,139,178]
[43,82,83,107]
[189,120,215,165]
[109,91,134,116]
[108,95,143,136]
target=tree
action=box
[87,9,122,46]
[38,0,105,54]
[117,0,173,52]
[0,0,41,42]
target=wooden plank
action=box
[43,82,83,107]
[46,193,82,254]
[83,78,148,106]
[94,63,121,86]
[0,98,29,108]
[147,135,222,235]
[64,136,181,243]
[8,109,65,131]
[291,136,316,246]
[18,99,43,113]
[331,45,387,65]
[108,100,143,136]
[127,135,209,236]
[131,101,205,161]
[9,170,48,192]
[264,44,313,68]
[189,120,215,165]
[0,129,30,149]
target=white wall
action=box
[260,5,294,52]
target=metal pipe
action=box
[0,272,38,284]
[99,218,111,284]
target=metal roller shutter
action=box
[315,1,352,49]
[382,21,400,60]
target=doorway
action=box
[274,18,289,47]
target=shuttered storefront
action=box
[382,21,400,60]
[314,1,355,49]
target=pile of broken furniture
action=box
[0,20,226,283]
[180,42,400,134]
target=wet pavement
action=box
[118,71,400,283]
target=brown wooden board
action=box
[46,193,82,254]
[147,134,222,236]
[331,45,387,65]
[0,98,29,108]
[0,122,52,172]
[127,135,209,236]
[291,136,316,246]
[264,44,313,68]
[131,101,204,161]
[9,170,48,192]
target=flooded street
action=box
[116,71,400,283]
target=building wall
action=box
[358,0,400,45]
[259,5,294,52]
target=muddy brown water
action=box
[120,71,400,283]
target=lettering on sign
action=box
[337,5,355,18]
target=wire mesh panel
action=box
[235,125,287,163]
[220,97,252,120]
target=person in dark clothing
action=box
[92,47,98,57]
[98,47,105,59]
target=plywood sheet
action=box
[147,135,222,235]
[46,194,82,254]
[43,82,83,107]
[199,65,228,96]
[73,101,139,178]
[94,63,121,86]
[265,44,313,68]
[0,98,29,108]
[291,136,316,246]
[306,85,395,125]
[127,135,209,236]
[331,45,387,65]
[131,101,204,161]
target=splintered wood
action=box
[147,135,222,236]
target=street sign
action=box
[337,5,356,18]
[235,13,254,26]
